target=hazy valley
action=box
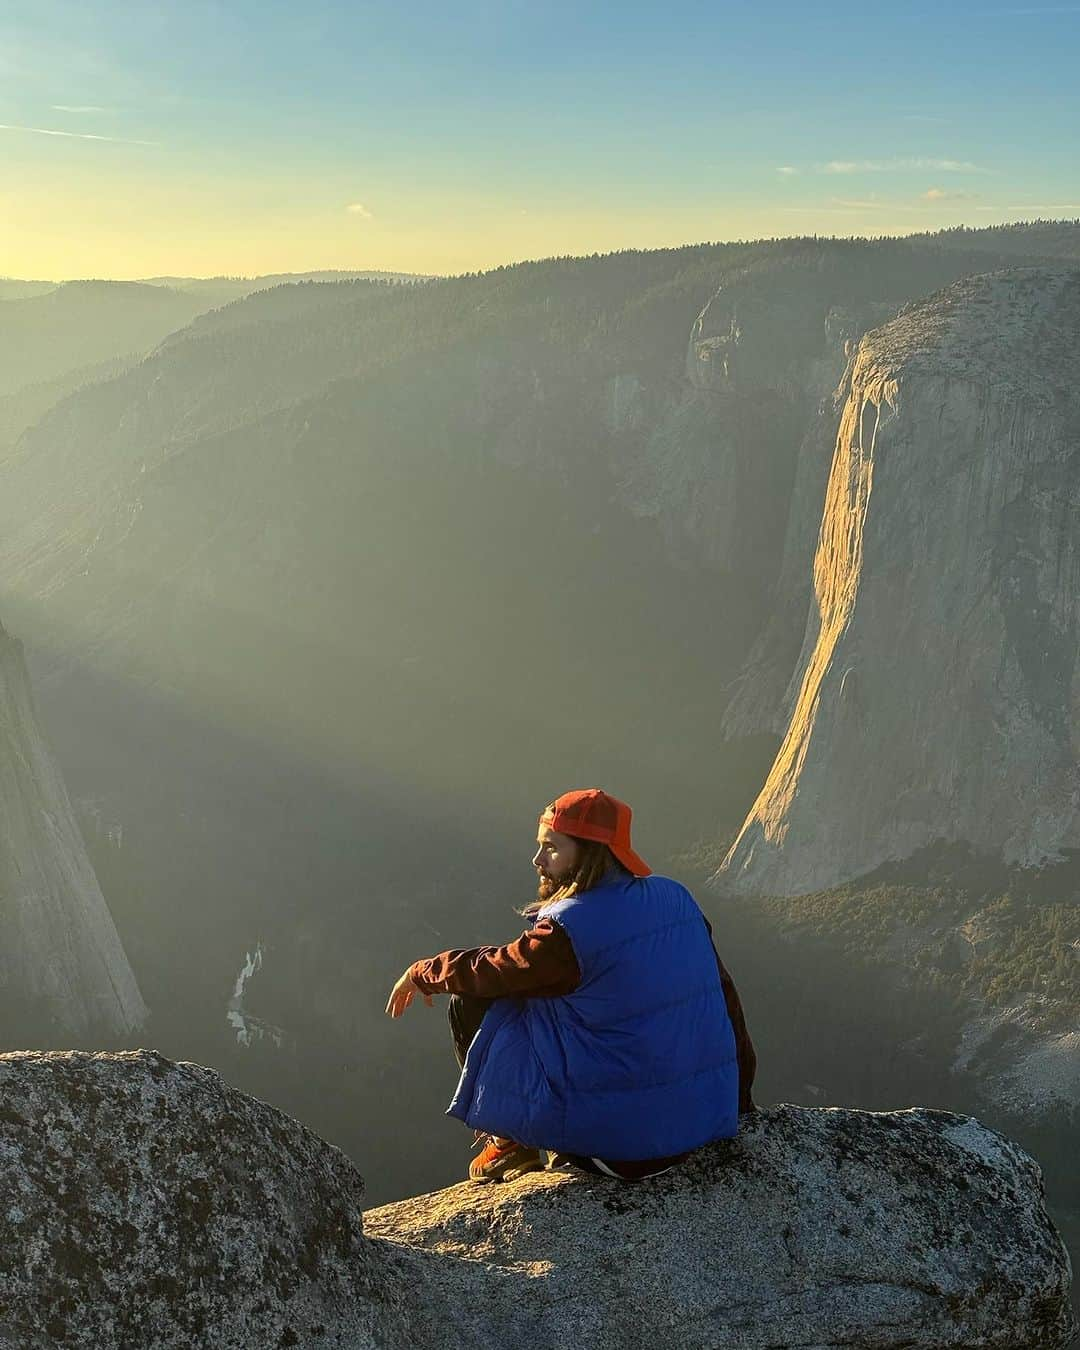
[0,228,1077,1309]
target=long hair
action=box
[519,837,629,918]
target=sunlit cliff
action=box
[719,268,1080,897]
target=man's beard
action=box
[535,872,560,903]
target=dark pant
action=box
[446,994,610,1178]
[448,993,493,1070]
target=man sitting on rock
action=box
[385,788,756,1182]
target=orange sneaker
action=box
[468,1135,543,1183]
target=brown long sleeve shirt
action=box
[410,913,757,1175]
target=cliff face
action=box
[716,377,851,738]
[0,1051,1072,1350]
[0,626,146,1038]
[718,269,1080,898]
[616,267,901,585]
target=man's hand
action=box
[385,967,435,1018]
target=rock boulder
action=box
[0,1050,408,1349]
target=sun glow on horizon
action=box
[2,0,1077,279]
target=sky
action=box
[2,0,1079,279]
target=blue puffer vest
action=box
[446,873,739,1159]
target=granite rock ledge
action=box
[0,1050,1073,1349]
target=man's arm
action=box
[703,917,758,1113]
[409,918,582,999]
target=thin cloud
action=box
[976,201,1080,211]
[345,202,373,218]
[921,187,979,201]
[971,6,1080,13]
[914,158,983,172]
[824,157,983,174]
[829,197,888,210]
[778,205,906,215]
[51,104,106,113]
[0,122,155,146]
[775,165,798,176]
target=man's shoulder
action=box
[638,873,700,908]
[576,872,702,916]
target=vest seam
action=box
[594,981,726,1028]
[567,1059,737,1094]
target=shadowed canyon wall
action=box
[0,624,146,1038]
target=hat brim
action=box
[608,842,652,877]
